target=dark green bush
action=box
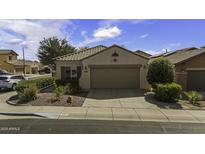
[18,87,38,103]
[147,57,174,88]
[155,82,182,102]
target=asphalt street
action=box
[0,119,205,134]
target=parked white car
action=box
[0,75,26,90]
[0,69,12,75]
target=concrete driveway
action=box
[83,89,158,109]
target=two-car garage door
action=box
[90,66,140,89]
[187,70,205,91]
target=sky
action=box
[0,19,205,61]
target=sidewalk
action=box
[1,92,205,123]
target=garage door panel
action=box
[187,71,205,91]
[91,67,140,89]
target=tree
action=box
[37,37,76,67]
[147,57,174,87]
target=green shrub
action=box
[55,79,69,86]
[155,82,182,102]
[16,84,29,93]
[56,78,79,94]
[16,80,36,93]
[184,91,203,104]
[147,57,174,88]
[36,77,54,89]
[54,85,66,101]
[16,77,54,93]
[18,87,38,103]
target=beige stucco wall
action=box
[80,46,149,90]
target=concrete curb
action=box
[6,100,30,106]
[0,112,59,119]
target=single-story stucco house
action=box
[55,44,205,91]
[151,46,205,91]
[55,45,150,90]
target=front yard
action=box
[7,77,88,107]
[30,91,87,107]
[5,76,205,110]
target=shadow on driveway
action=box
[144,93,183,109]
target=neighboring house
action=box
[135,50,152,58]
[0,49,41,74]
[151,46,205,91]
[0,49,18,73]
[55,45,149,90]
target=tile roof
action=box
[151,47,205,64]
[6,60,40,66]
[56,44,149,61]
[55,45,107,61]
[0,49,18,55]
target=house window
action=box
[9,56,12,61]
[72,70,77,77]
[61,66,71,80]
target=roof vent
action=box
[136,50,143,52]
[112,51,119,57]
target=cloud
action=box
[0,19,74,60]
[139,34,149,39]
[145,50,158,55]
[168,42,181,47]
[7,38,23,44]
[93,26,121,38]
[98,19,146,28]
[81,30,87,36]
[77,26,122,47]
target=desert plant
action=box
[184,91,203,104]
[57,78,79,94]
[147,57,174,88]
[155,82,182,102]
[67,96,72,104]
[18,87,38,103]
[54,85,65,101]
